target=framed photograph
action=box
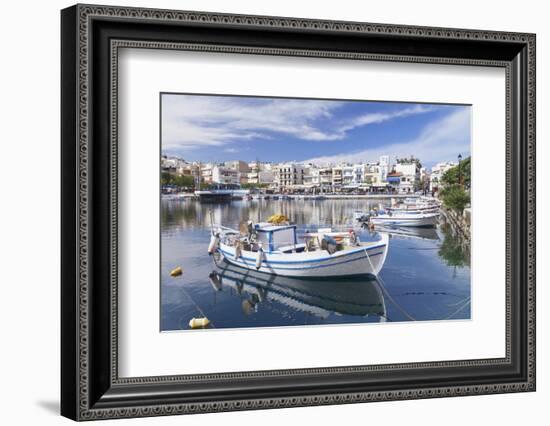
[61,4,536,421]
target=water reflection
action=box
[437,223,470,267]
[161,198,390,233]
[210,258,387,322]
[160,199,471,330]
[374,225,440,241]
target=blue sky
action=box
[161,93,471,168]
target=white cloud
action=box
[337,104,433,133]
[161,95,433,150]
[305,108,471,167]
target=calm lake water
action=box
[161,198,471,331]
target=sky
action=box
[161,93,471,169]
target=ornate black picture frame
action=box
[61,4,536,421]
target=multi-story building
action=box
[224,160,249,185]
[275,163,305,189]
[430,161,457,191]
[302,165,320,189]
[395,162,421,193]
[331,166,343,190]
[245,161,275,185]
[341,165,355,186]
[175,163,199,177]
[379,155,390,183]
[386,171,403,191]
[161,155,187,171]
[200,163,215,184]
[212,166,240,185]
[363,163,382,186]
[247,170,275,185]
[319,168,333,192]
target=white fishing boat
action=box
[369,212,439,228]
[386,204,440,214]
[387,196,441,215]
[401,196,441,208]
[208,221,389,278]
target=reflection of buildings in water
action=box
[209,260,387,321]
[161,198,395,234]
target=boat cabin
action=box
[254,223,302,253]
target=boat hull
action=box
[370,214,438,228]
[217,234,389,278]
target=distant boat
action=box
[194,184,249,202]
[386,205,440,214]
[387,196,441,215]
[210,262,387,320]
[208,222,389,278]
[369,212,439,228]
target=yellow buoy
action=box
[170,266,183,277]
[189,317,210,329]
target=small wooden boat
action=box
[208,221,389,278]
[369,212,439,228]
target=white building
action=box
[363,163,382,186]
[303,165,320,188]
[379,155,390,183]
[331,166,343,190]
[246,162,275,185]
[342,165,355,186]
[430,161,457,191]
[318,168,333,191]
[161,156,187,171]
[247,169,274,185]
[212,166,240,185]
[395,162,420,193]
[275,163,305,189]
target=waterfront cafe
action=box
[341,182,390,194]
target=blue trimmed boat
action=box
[369,212,439,228]
[208,222,389,278]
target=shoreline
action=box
[162,193,423,201]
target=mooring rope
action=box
[361,243,416,321]
[443,297,471,320]
[176,277,216,329]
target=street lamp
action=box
[457,153,463,186]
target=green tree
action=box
[442,156,471,187]
[172,175,195,188]
[396,156,422,169]
[161,172,195,189]
[161,171,174,186]
[241,183,269,190]
[440,184,470,212]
